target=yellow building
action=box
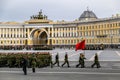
[0,9,120,50]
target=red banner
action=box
[75,40,85,51]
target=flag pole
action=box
[83,39,85,56]
[83,48,85,57]
[84,49,85,55]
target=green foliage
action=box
[0,52,50,68]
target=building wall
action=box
[0,18,120,49]
[78,22,120,45]
[51,26,79,46]
[0,25,27,46]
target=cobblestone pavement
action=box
[1,49,120,80]
[0,67,120,80]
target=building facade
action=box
[0,9,120,50]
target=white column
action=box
[76,27,78,37]
[0,28,2,38]
[59,28,61,37]
[15,28,17,38]
[7,28,9,38]
[12,28,13,38]
[7,28,8,38]
[52,27,54,37]
[48,27,50,38]
[19,28,20,38]
[67,28,68,37]
[4,28,6,38]
[9,28,11,38]
[13,28,15,38]
[3,28,4,38]
[58,28,60,37]
[24,28,26,38]
[6,28,7,38]
[73,28,75,37]
[22,28,23,38]
[55,28,57,37]
[65,28,66,37]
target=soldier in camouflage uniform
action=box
[53,53,59,67]
[91,53,101,68]
[22,56,28,75]
[76,53,83,68]
[61,53,70,67]
[49,54,53,68]
[82,53,86,68]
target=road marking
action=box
[0,71,22,73]
[89,51,103,61]
[0,71,120,75]
[37,71,120,75]
[115,51,120,57]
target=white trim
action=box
[25,25,53,28]
[0,71,120,75]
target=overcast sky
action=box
[0,0,120,22]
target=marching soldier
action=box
[31,53,37,73]
[91,53,101,68]
[76,53,83,68]
[22,56,28,75]
[53,53,60,67]
[49,54,53,68]
[61,53,70,67]
[76,53,86,68]
[81,53,86,68]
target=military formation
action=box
[51,52,100,69]
[0,52,101,75]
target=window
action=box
[62,40,64,44]
[1,34,3,37]
[20,40,22,44]
[56,40,58,44]
[74,40,76,43]
[54,33,55,37]
[119,23,120,26]
[68,40,70,43]
[4,34,6,38]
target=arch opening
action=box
[30,29,48,46]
